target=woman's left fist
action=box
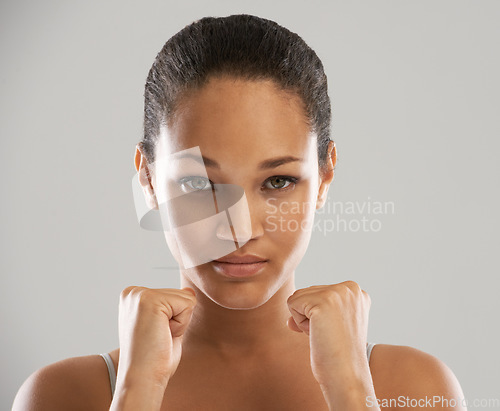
[286,281,372,387]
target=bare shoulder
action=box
[12,353,114,411]
[370,344,466,410]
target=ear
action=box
[316,140,336,210]
[134,143,158,210]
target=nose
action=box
[215,191,263,245]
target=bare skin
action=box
[12,344,464,410]
[12,77,465,410]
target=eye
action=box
[178,176,213,193]
[263,176,298,191]
[177,175,298,193]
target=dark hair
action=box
[141,14,332,169]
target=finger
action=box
[169,304,195,337]
[342,280,361,291]
[286,316,303,333]
[155,288,197,304]
[181,287,197,298]
[147,290,197,319]
[288,306,310,335]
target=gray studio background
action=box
[1,0,499,408]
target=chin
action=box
[181,260,289,310]
[203,281,275,310]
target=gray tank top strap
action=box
[366,342,376,364]
[99,353,116,398]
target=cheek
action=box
[163,230,183,265]
[263,185,317,248]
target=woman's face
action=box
[149,76,333,309]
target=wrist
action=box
[116,361,173,389]
[318,357,370,390]
[110,374,170,411]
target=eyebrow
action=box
[174,153,303,170]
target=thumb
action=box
[287,316,303,333]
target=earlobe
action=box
[316,188,329,210]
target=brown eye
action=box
[264,176,297,191]
[269,177,287,189]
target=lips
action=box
[213,254,268,264]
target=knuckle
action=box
[343,281,362,298]
[343,280,360,291]
[120,285,137,299]
[324,281,362,304]
[287,291,299,304]
[121,286,152,305]
[183,295,197,309]
[136,288,152,303]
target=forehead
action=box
[156,77,316,164]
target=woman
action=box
[13,14,465,410]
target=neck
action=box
[180,272,300,358]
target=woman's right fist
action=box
[116,286,197,389]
